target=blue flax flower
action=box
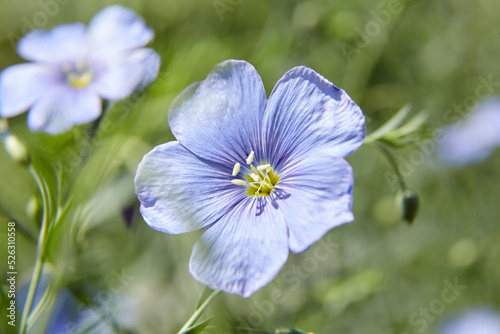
[135,60,365,297]
[0,5,160,134]
[438,98,500,166]
[439,308,500,334]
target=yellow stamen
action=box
[232,162,241,176]
[67,72,93,88]
[250,173,260,182]
[231,152,280,198]
[231,179,247,186]
[257,164,271,171]
[246,151,255,165]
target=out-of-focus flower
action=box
[19,282,139,334]
[135,60,365,297]
[439,308,500,334]
[0,5,160,134]
[438,98,500,166]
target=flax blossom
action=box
[439,308,500,334]
[135,60,365,297]
[438,98,500,166]
[0,5,160,134]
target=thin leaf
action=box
[179,317,213,334]
[364,104,411,143]
[383,110,429,140]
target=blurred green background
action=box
[1,0,500,333]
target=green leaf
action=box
[179,317,212,334]
[364,104,411,143]
[382,110,429,142]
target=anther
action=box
[246,151,255,165]
[232,163,241,176]
[250,173,260,182]
[257,164,271,171]
[231,179,247,186]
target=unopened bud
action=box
[26,196,42,223]
[4,134,30,166]
[397,189,419,224]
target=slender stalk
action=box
[365,141,407,191]
[19,165,50,334]
[178,290,221,333]
[88,100,113,141]
[26,281,56,332]
[79,100,114,166]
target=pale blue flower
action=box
[438,98,500,166]
[134,60,365,297]
[439,308,500,334]
[0,5,160,134]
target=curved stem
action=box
[178,290,221,333]
[365,141,407,191]
[19,165,50,334]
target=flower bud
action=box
[397,189,419,224]
[26,196,42,223]
[4,134,30,166]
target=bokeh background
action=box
[1,0,500,333]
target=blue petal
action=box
[189,197,288,297]
[262,66,365,168]
[0,64,57,118]
[278,154,354,253]
[439,308,500,334]
[168,60,267,166]
[27,86,101,134]
[87,5,154,57]
[438,98,500,167]
[135,141,245,234]
[93,48,160,100]
[138,48,160,89]
[17,23,87,63]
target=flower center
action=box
[231,151,280,197]
[62,62,93,88]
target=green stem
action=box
[178,290,221,333]
[79,100,114,166]
[26,281,56,331]
[88,100,112,141]
[19,165,50,334]
[365,141,407,191]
